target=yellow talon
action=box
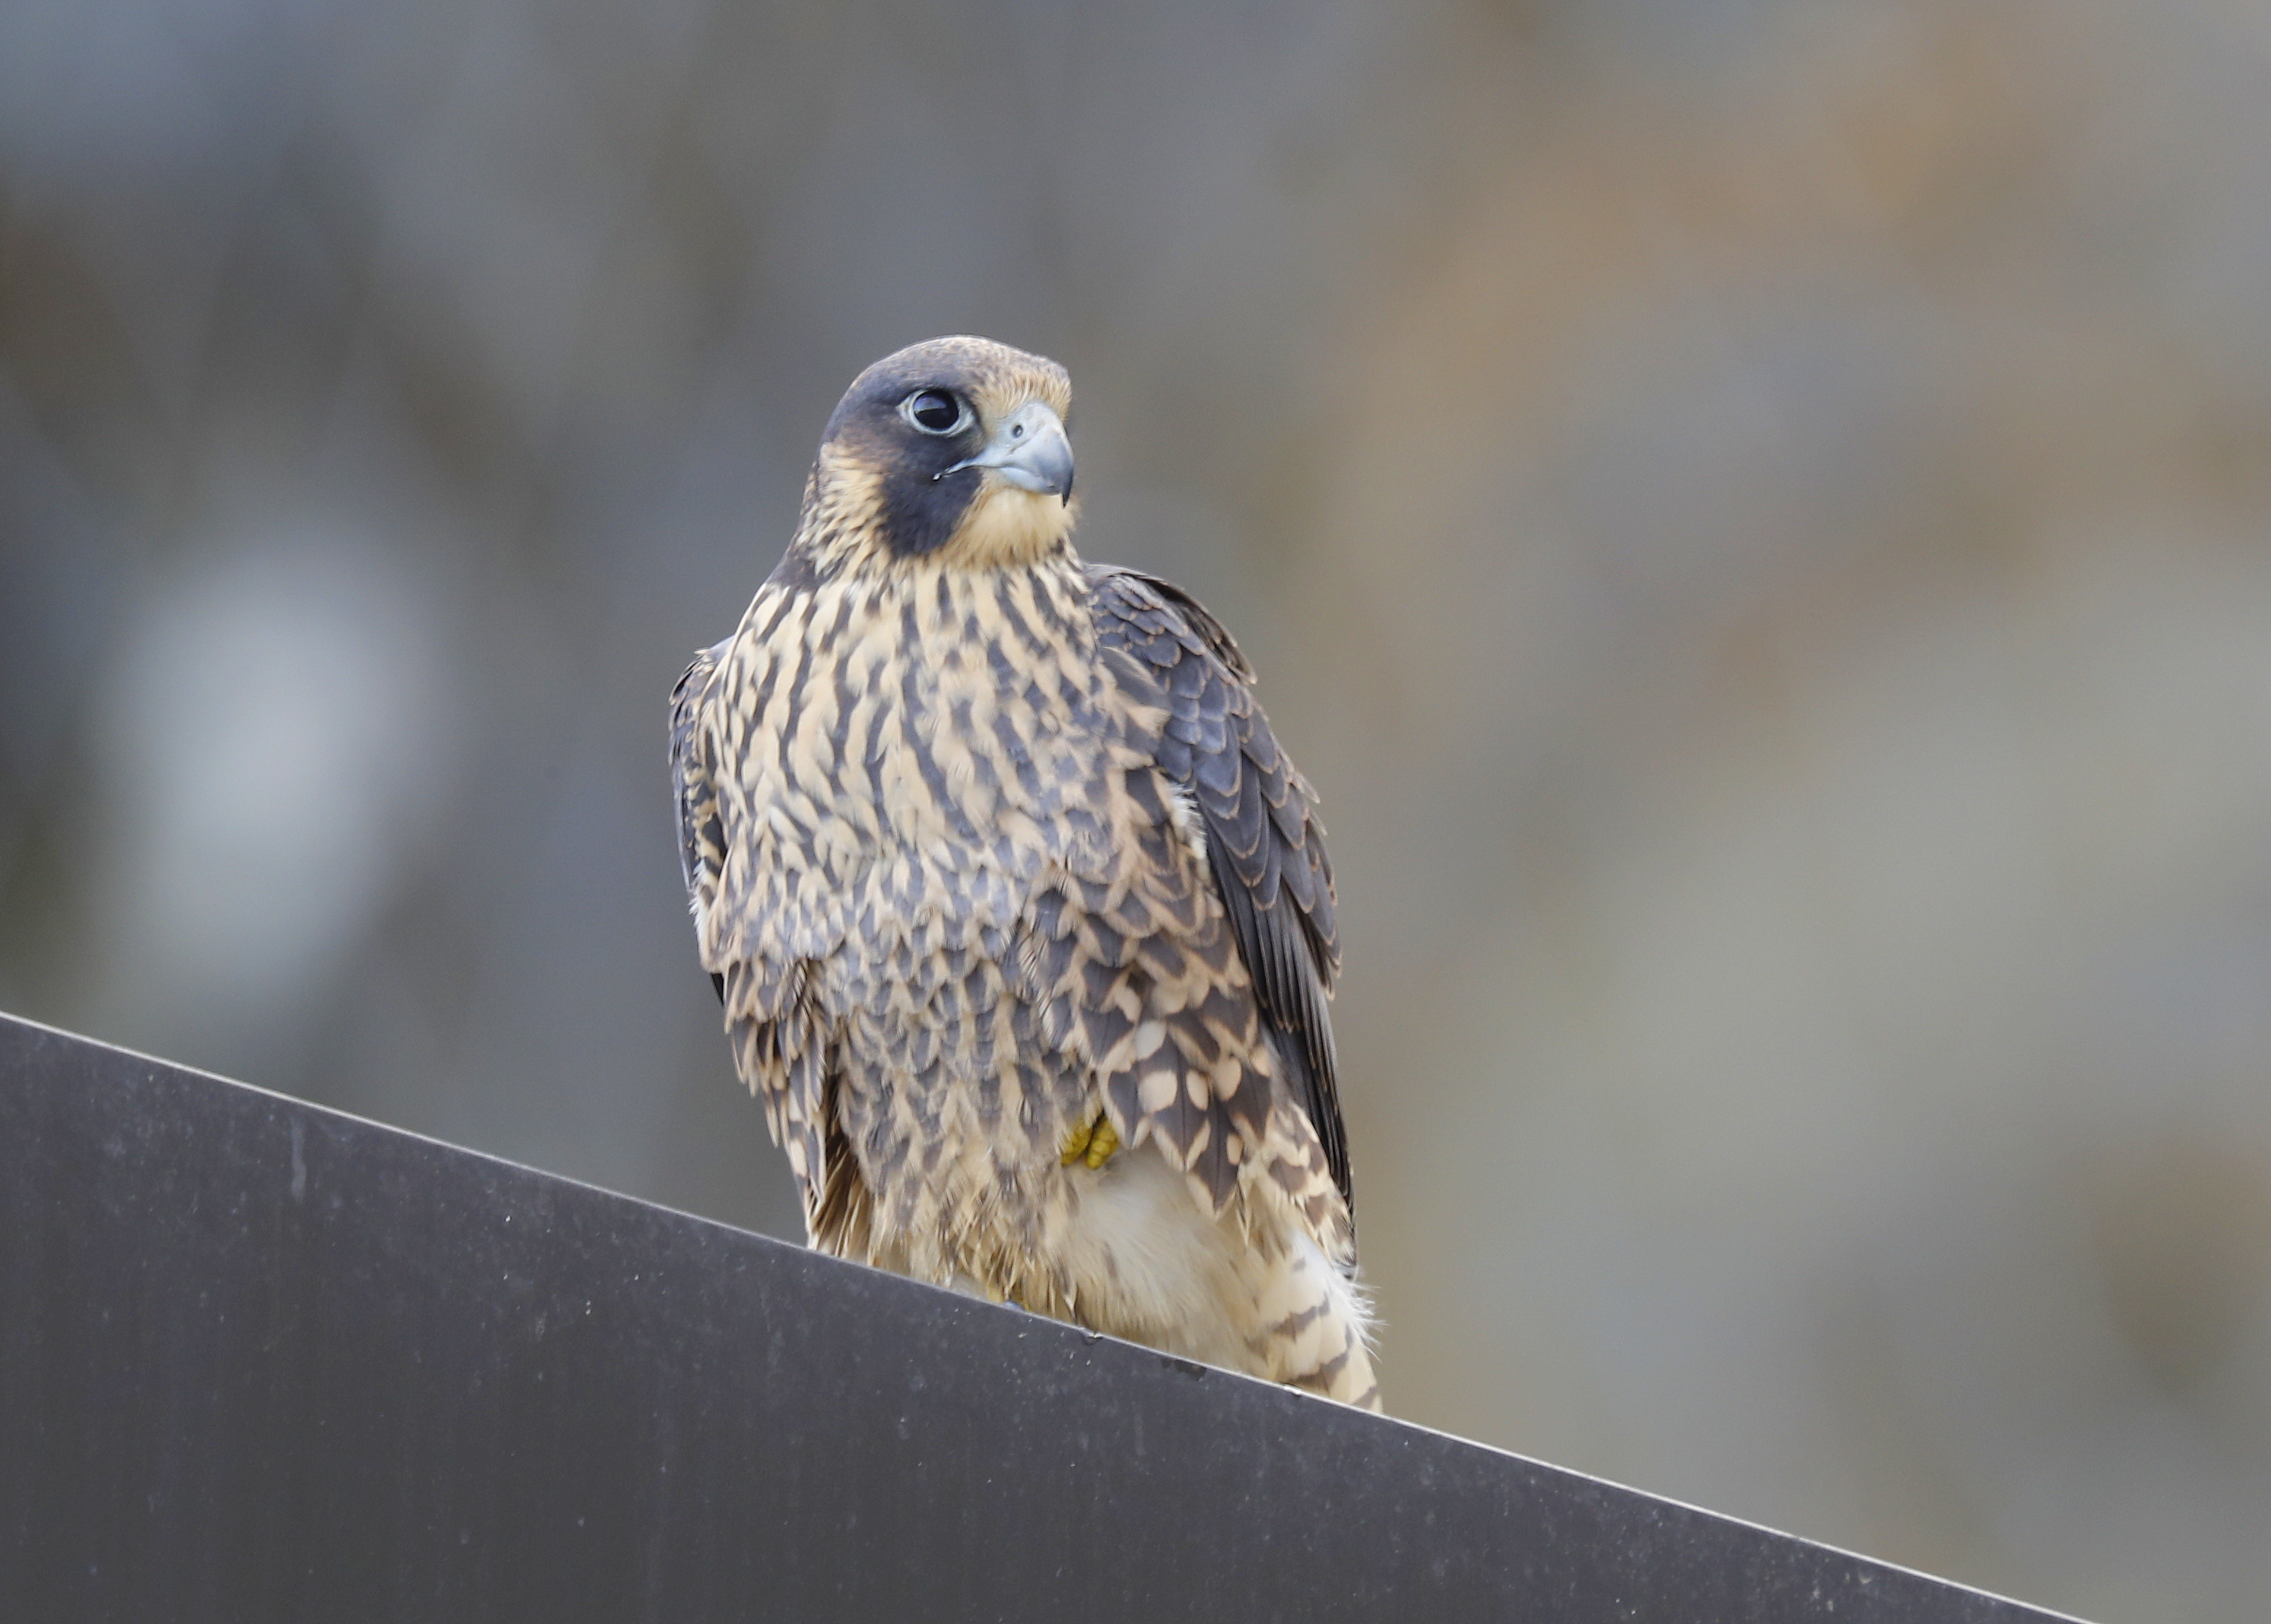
[1060,1118,1092,1165]
[1083,1115,1119,1169]
[1060,1110,1119,1169]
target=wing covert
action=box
[1086,565,1352,1212]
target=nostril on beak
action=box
[940,401,1071,495]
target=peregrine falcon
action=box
[671,336,1377,1409]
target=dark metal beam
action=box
[0,1012,2080,1623]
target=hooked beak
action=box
[942,400,1074,504]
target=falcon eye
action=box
[901,389,970,436]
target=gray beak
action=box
[944,401,1074,503]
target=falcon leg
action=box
[1059,1110,1120,1169]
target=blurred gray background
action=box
[4,2,2269,1617]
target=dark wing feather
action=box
[1087,565,1351,1212]
[670,641,728,1002]
[674,635,860,1239]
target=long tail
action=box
[1254,1234,1381,1412]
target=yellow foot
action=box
[1059,1110,1121,1169]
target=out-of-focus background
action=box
[4,1,2269,1615]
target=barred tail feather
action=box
[1254,1232,1380,1412]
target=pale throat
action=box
[941,477,1081,570]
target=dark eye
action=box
[901,389,969,436]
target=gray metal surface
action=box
[0,1012,2080,1623]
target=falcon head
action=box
[806,336,1077,571]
